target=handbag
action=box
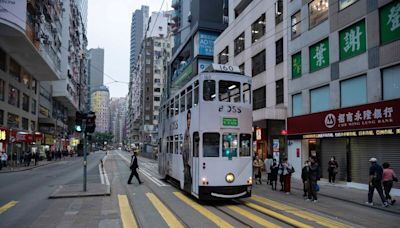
[393,175,399,182]
[314,183,320,192]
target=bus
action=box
[158,64,253,200]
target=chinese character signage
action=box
[380,1,400,44]
[287,98,400,135]
[339,20,366,60]
[198,31,219,56]
[309,39,329,72]
[292,52,302,78]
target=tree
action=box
[91,132,114,146]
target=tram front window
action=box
[219,81,241,103]
[203,80,216,101]
[239,134,251,156]
[203,133,220,157]
[222,133,238,157]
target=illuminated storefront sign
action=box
[0,128,8,141]
[302,128,400,139]
[256,128,262,140]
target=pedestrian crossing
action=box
[0,201,17,215]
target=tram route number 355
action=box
[218,105,241,113]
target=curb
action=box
[48,185,111,199]
[0,160,62,173]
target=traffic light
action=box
[75,111,83,132]
[86,111,96,133]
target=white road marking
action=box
[100,154,110,186]
[99,164,105,184]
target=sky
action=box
[87,0,171,98]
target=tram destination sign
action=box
[222,118,238,127]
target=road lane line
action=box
[242,201,312,228]
[146,193,184,228]
[118,195,138,228]
[173,192,233,228]
[0,201,18,214]
[99,164,105,184]
[226,205,280,228]
[252,195,352,228]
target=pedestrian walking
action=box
[26,151,32,167]
[20,152,24,166]
[264,155,273,185]
[270,159,279,190]
[366,158,389,207]
[127,151,143,185]
[12,152,17,167]
[253,155,263,184]
[328,156,339,184]
[1,152,7,168]
[382,162,398,205]
[34,152,39,166]
[278,161,285,191]
[301,160,310,198]
[308,156,319,202]
[282,158,294,194]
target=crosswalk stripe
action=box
[118,195,138,228]
[173,192,233,228]
[252,195,352,228]
[146,193,184,228]
[0,201,18,215]
[242,202,312,228]
[226,205,281,228]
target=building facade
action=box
[214,0,288,161]
[88,48,105,92]
[110,97,127,145]
[130,5,149,76]
[286,0,400,188]
[91,86,110,133]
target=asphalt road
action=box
[0,152,104,228]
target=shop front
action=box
[253,120,286,161]
[0,127,8,153]
[287,99,400,189]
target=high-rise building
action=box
[88,48,105,92]
[214,0,288,162]
[130,5,149,76]
[91,86,110,133]
[110,97,127,144]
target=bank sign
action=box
[287,99,400,135]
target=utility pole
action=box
[83,119,87,192]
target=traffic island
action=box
[49,183,111,199]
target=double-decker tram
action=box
[158,64,253,200]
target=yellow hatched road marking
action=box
[226,205,281,228]
[252,195,352,228]
[173,192,233,228]
[243,202,312,228]
[146,193,184,228]
[118,194,138,228]
[0,201,18,214]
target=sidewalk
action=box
[0,157,77,173]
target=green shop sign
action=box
[309,38,329,72]
[223,118,238,127]
[339,20,366,60]
[292,52,302,78]
[380,0,400,44]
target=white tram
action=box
[158,64,253,200]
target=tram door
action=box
[192,132,200,195]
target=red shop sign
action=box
[288,99,400,135]
[34,132,44,141]
[16,132,33,143]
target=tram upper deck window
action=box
[180,91,185,113]
[243,83,251,104]
[169,136,173,153]
[203,133,220,157]
[187,86,193,110]
[169,99,174,117]
[194,81,199,105]
[203,80,216,101]
[239,134,251,156]
[219,81,241,103]
[174,135,179,154]
[174,95,179,115]
[222,133,238,157]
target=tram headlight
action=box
[225,173,235,183]
[247,177,253,185]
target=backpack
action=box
[373,164,383,181]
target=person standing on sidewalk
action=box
[127,151,143,185]
[264,155,273,185]
[301,160,310,198]
[366,158,389,207]
[382,162,398,205]
[328,156,339,184]
[282,158,294,194]
[270,159,279,190]
[1,152,7,168]
[12,152,17,167]
[308,156,319,202]
[253,155,263,184]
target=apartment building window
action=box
[291,11,301,39]
[382,65,400,100]
[145,115,150,120]
[340,75,367,107]
[309,0,329,29]
[9,58,21,82]
[154,96,160,101]
[252,50,266,76]
[0,110,3,125]
[146,68,151,73]
[252,13,266,43]
[0,78,4,101]
[22,93,29,112]
[0,48,5,72]
[154,88,161,92]
[234,0,253,18]
[155,79,161,83]
[234,32,245,56]
[146,58,151,64]
[21,70,31,89]
[253,86,266,110]
[31,99,36,114]
[239,63,245,75]
[8,85,20,107]
[339,0,358,10]
[275,0,283,25]
[276,79,284,104]
[31,78,37,94]
[292,93,302,116]
[7,113,19,129]
[292,52,302,78]
[218,46,229,64]
[310,85,330,113]
[276,38,283,64]
[22,118,29,130]
[31,120,35,131]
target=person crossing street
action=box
[127,151,143,185]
